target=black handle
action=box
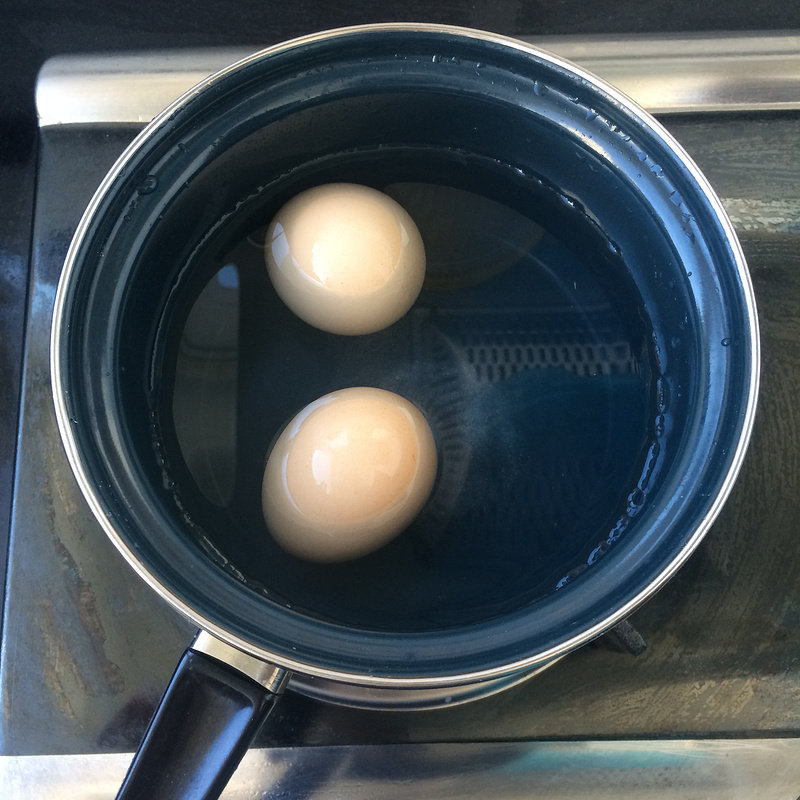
[116,646,283,800]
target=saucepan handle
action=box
[116,631,290,800]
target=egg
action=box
[264,183,426,335]
[262,387,437,562]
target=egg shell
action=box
[264,183,426,335]
[262,387,437,562]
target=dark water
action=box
[156,150,654,632]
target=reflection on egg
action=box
[262,387,437,562]
[264,183,426,335]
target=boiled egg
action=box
[264,183,426,335]
[262,387,437,562]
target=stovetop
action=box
[3,32,800,799]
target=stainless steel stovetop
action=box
[3,31,800,798]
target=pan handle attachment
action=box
[116,631,290,800]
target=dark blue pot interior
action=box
[57,27,757,680]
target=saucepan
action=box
[50,23,759,800]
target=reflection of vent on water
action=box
[409,306,646,569]
[431,307,638,383]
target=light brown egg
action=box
[264,183,426,335]
[262,387,437,562]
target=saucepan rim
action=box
[51,22,760,688]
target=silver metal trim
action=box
[36,30,800,126]
[50,22,761,691]
[195,629,557,710]
[191,631,290,693]
[287,659,556,710]
[4,739,800,799]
